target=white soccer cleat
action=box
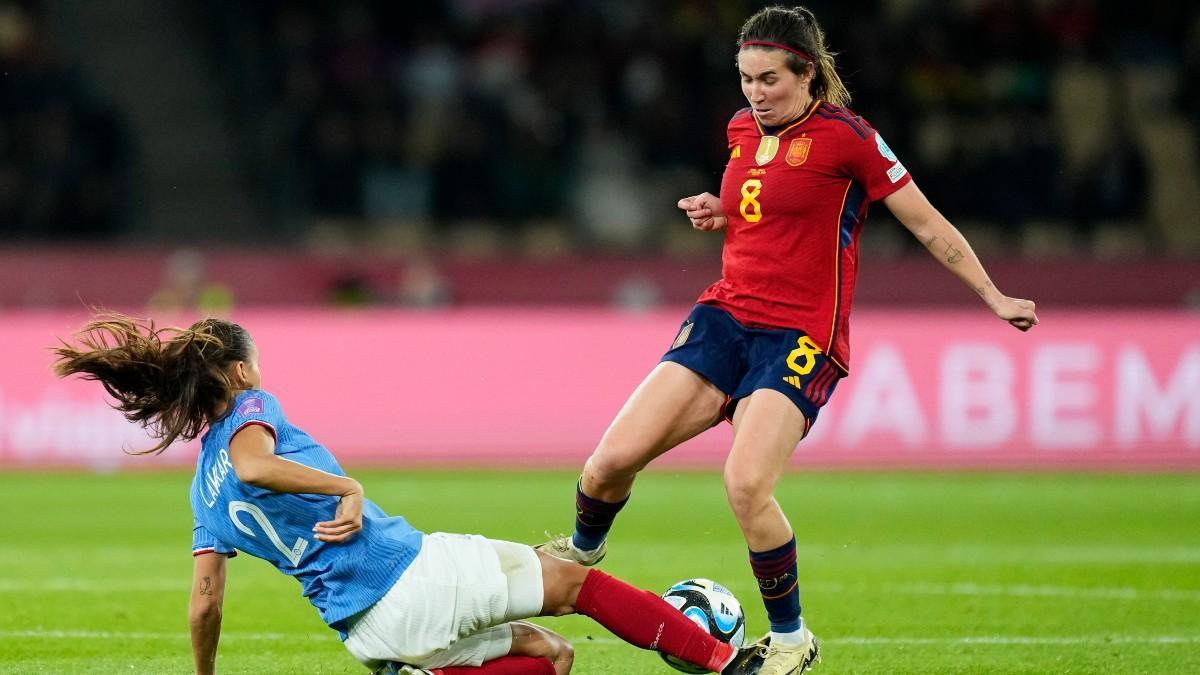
[755,628,821,675]
[535,532,607,566]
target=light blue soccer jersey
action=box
[190,390,423,633]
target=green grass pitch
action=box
[3,469,1199,674]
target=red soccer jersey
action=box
[698,100,912,372]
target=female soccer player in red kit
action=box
[540,6,1040,674]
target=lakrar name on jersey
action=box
[199,448,235,509]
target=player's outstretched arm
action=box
[189,552,227,675]
[883,181,1039,331]
[677,192,727,231]
[228,424,364,542]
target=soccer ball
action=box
[659,578,747,673]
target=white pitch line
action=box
[890,582,1200,602]
[4,630,1199,648]
[0,579,185,592]
[4,579,1199,603]
[806,581,1200,602]
[581,635,1200,647]
[638,542,1200,564]
[0,629,326,642]
[832,636,1200,646]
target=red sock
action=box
[432,655,555,674]
[574,569,734,673]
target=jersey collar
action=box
[753,98,821,138]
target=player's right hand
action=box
[678,192,727,231]
[313,483,364,543]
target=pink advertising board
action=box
[3,309,1198,470]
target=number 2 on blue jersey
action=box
[228,501,310,566]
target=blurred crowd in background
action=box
[213,0,1200,257]
[0,0,1198,310]
[0,0,129,239]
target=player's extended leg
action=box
[496,538,739,670]
[368,540,575,675]
[541,361,726,564]
[726,390,820,673]
[534,549,762,674]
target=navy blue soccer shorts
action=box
[660,303,843,431]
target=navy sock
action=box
[571,481,628,551]
[749,536,802,633]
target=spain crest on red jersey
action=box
[786,138,812,167]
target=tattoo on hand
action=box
[200,576,213,596]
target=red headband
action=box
[740,40,813,63]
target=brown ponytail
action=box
[52,313,252,454]
[738,5,851,107]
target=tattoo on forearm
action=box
[921,234,963,264]
[200,576,213,596]
[974,280,995,298]
[942,242,964,264]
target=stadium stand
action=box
[0,0,131,240]
[194,0,1200,256]
[3,0,1198,307]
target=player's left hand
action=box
[314,487,363,543]
[994,296,1039,332]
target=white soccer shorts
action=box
[343,533,543,669]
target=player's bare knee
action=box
[548,631,574,664]
[555,637,575,674]
[511,622,574,672]
[584,448,642,487]
[538,632,575,675]
[538,631,571,659]
[723,467,772,520]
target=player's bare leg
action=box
[584,362,725,500]
[507,622,573,675]
[539,362,725,564]
[726,389,820,673]
[726,390,807,548]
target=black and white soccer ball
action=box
[659,578,747,673]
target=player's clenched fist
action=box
[677,192,727,231]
